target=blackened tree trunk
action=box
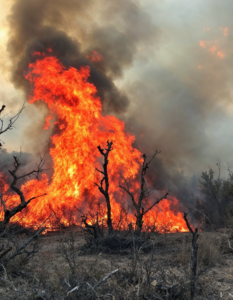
[95,141,113,235]
[120,152,168,236]
[183,212,199,300]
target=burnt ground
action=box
[0,228,233,299]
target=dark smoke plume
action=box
[7,0,158,114]
[9,0,231,216]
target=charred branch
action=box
[0,155,46,231]
[6,227,45,261]
[0,247,12,259]
[183,212,199,300]
[120,151,168,235]
[0,104,25,141]
[95,140,113,235]
[81,216,98,239]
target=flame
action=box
[0,55,188,233]
[220,26,229,37]
[43,115,52,130]
[87,50,103,62]
[199,40,225,59]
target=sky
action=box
[1,0,233,180]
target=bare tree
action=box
[95,140,113,235]
[119,151,168,236]
[183,212,199,300]
[0,155,46,231]
[0,104,25,147]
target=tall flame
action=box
[0,55,188,232]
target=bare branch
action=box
[0,155,47,230]
[183,212,199,300]
[144,192,169,215]
[183,212,194,234]
[119,150,167,235]
[0,103,25,136]
[7,227,45,261]
[0,247,12,259]
[93,269,119,289]
[119,185,136,208]
[0,193,6,212]
[228,239,233,251]
[95,140,113,234]
[96,168,104,175]
[0,105,6,114]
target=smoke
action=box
[6,0,233,213]
[7,0,158,114]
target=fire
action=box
[87,50,103,62]
[220,26,229,37]
[0,55,188,233]
[43,115,52,130]
[199,40,225,59]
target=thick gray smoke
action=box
[7,0,158,114]
[6,0,233,214]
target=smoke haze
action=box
[2,0,233,210]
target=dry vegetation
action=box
[1,106,233,299]
[0,227,233,300]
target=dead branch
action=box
[81,216,98,239]
[0,103,25,137]
[93,269,119,289]
[228,239,233,251]
[67,286,79,296]
[95,140,113,235]
[183,212,199,300]
[120,151,168,235]
[0,155,46,230]
[7,227,45,261]
[0,193,6,212]
[143,192,169,215]
[0,105,6,114]
[0,247,12,259]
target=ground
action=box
[0,228,233,299]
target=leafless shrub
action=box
[176,234,222,269]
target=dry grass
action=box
[0,229,232,299]
[176,233,223,270]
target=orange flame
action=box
[0,55,188,233]
[43,115,52,130]
[87,50,103,62]
[199,40,225,59]
[220,26,229,37]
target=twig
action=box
[93,269,119,289]
[0,193,6,212]
[228,239,233,251]
[0,247,12,259]
[7,227,45,261]
[67,286,79,296]
[183,212,199,300]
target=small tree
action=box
[120,151,168,235]
[95,140,113,235]
[0,155,46,231]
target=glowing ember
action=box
[0,55,188,232]
[199,40,225,59]
[87,50,103,62]
[220,26,229,37]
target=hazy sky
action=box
[1,0,233,178]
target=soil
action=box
[0,228,233,299]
